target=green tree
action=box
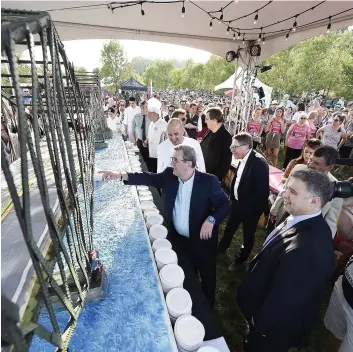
[75,66,88,74]
[143,60,176,89]
[99,40,130,94]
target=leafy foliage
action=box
[259,30,353,99]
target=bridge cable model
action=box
[1,8,105,351]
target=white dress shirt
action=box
[263,211,322,249]
[124,106,141,142]
[173,173,195,237]
[147,118,168,158]
[157,138,206,173]
[233,149,252,200]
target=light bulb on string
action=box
[262,36,265,45]
[210,19,213,30]
[254,11,258,24]
[292,16,297,31]
[181,2,185,18]
[285,32,290,41]
[233,32,236,40]
[140,3,145,16]
[227,26,230,35]
[327,16,332,33]
[242,35,245,45]
[219,10,223,23]
[258,33,261,42]
[237,32,241,40]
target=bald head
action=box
[167,118,184,146]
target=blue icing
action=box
[30,136,174,352]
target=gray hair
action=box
[174,145,197,168]
[290,169,331,207]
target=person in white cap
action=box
[146,100,168,172]
[124,97,141,142]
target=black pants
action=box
[167,232,221,340]
[219,200,260,263]
[283,146,302,169]
[244,325,292,352]
[136,139,149,165]
[168,231,217,308]
[147,157,157,173]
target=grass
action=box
[213,145,351,352]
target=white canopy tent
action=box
[215,68,273,108]
[3,1,353,61]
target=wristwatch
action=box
[207,216,216,225]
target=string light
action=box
[292,15,297,31]
[258,28,262,42]
[327,16,332,32]
[253,11,258,24]
[101,2,351,43]
[233,32,236,40]
[242,35,245,44]
[262,36,265,45]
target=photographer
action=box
[324,179,353,352]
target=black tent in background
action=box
[120,77,147,91]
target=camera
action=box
[330,179,353,200]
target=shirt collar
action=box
[286,210,322,228]
[240,149,252,163]
[178,171,195,185]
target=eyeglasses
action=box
[300,117,307,120]
[170,157,186,163]
[230,144,247,152]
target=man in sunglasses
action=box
[164,105,175,123]
[99,144,229,307]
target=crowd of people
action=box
[101,92,353,352]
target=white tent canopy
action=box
[3,1,353,60]
[215,68,273,108]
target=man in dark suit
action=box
[99,145,229,306]
[218,132,269,268]
[185,103,199,139]
[237,169,334,352]
[200,107,232,181]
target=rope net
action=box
[1,9,104,351]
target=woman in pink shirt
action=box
[265,107,285,168]
[283,112,311,169]
[247,107,263,150]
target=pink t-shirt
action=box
[270,119,282,134]
[248,119,261,135]
[287,123,310,149]
[309,124,317,139]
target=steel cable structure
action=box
[1,9,104,351]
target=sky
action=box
[61,39,212,70]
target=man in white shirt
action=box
[124,97,141,142]
[147,103,167,172]
[218,132,269,269]
[157,118,205,173]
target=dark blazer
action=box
[200,124,232,181]
[237,215,334,347]
[127,168,230,251]
[185,114,199,139]
[232,150,269,217]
